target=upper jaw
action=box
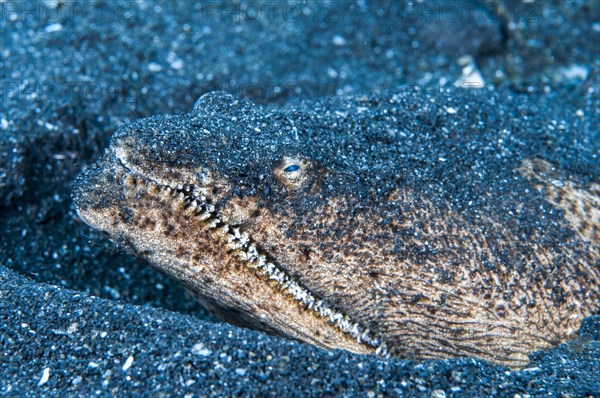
[110,134,220,203]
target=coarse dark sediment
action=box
[1,0,599,396]
[2,266,599,396]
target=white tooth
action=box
[238,232,249,247]
[257,256,267,268]
[198,212,211,221]
[247,244,258,259]
[341,318,350,331]
[297,290,306,303]
[361,329,370,340]
[265,262,275,274]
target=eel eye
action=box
[283,164,300,173]
[273,155,313,191]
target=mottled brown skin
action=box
[73,92,600,368]
[77,155,372,354]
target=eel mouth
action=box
[99,147,391,357]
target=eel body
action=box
[73,91,600,367]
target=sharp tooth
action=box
[247,243,258,258]
[238,232,249,248]
[361,329,371,340]
[351,324,360,337]
[257,256,267,268]
[265,262,275,274]
[198,212,211,221]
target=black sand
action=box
[1,1,599,396]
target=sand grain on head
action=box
[73,91,600,368]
